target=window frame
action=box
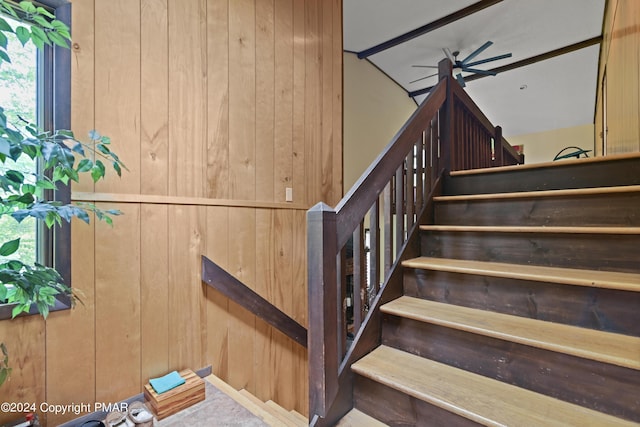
[0,0,72,319]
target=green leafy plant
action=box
[0,1,126,387]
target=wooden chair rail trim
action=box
[381,297,640,370]
[72,192,309,211]
[402,257,640,292]
[352,346,638,427]
[450,152,640,176]
[434,184,640,201]
[419,225,640,234]
[334,78,446,248]
[201,255,307,348]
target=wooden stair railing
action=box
[307,58,524,424]
[201,255,307,348]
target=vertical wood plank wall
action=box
[595,0,640,155]
[0,0,342,425]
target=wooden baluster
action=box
[406,149,415,231]
[352,223,365,333]
[307,203,338,417]
[494,125,503,166]
[369,199,380,295]
[383,182,393,279]
[338,246,346,358]
[395,164,405,255]
[431,114,439,187]
[415,135,424,215]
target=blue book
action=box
[149,371,186,394]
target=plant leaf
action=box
[0,238,20,256]
[15,26,31,46]
[0,17,12,32]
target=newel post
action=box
[438,58,454,172]
[307,202,339,418]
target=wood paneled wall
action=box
[595,0,640,155]
[0,0,342,425]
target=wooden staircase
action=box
[345,156,640,426]
[205,374,307,427]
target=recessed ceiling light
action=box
[520,84,528,90]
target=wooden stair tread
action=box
[264,400,306,426]
[352,346,637,427]
[434,184,640,202]
[335,408,389,426]
[449,152,640,176]
[402,256,640,292]
[381,296,640,370]
[420,224,640,234]
[204,375,286,427]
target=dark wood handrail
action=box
[201,255,307,348]
[335,79,447,249]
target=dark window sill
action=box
[0,296,71,321]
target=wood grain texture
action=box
[595,0,639,155]
[274,0,294,203]
[403,268,640,336]
[168,205,206,371]
[227,207,257,392]
[353,346,637,427]
[256,0,276,202]
[382,296,640,370]
[141,0,169,195]
[140,204,169,382]
[292,0,306,207]
[204,206,230,380]
[305,0,321,206]
[45,218,96,426]
[95,203,141,403]
[168,0,207,197]
[0,317,45,424]
[4,0,343,419]
[229,0,257,200]
[206,0,230,199]
[69,0,95,194]
[420,230,640,273]
[382,316,640,422]
[94,0,141,194]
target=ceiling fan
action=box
[410,41,512,87]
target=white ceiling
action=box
[343,0,606,137]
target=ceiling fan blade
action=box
[411,65,439,68]
[462,67,497,76]
[455,73,466,88]
[443,48,455,63]
[461,41,493,65]
[465,53,512,68]
[409,72,439,84]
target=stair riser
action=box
[434,193,640,227]
[403,269,640,336]
[354,376,480,427]
[421,232,640,273]
[382,316,640,422]
[443,157,640,195]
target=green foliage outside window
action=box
[0,0,127,387]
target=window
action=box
[0,0,71,319]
